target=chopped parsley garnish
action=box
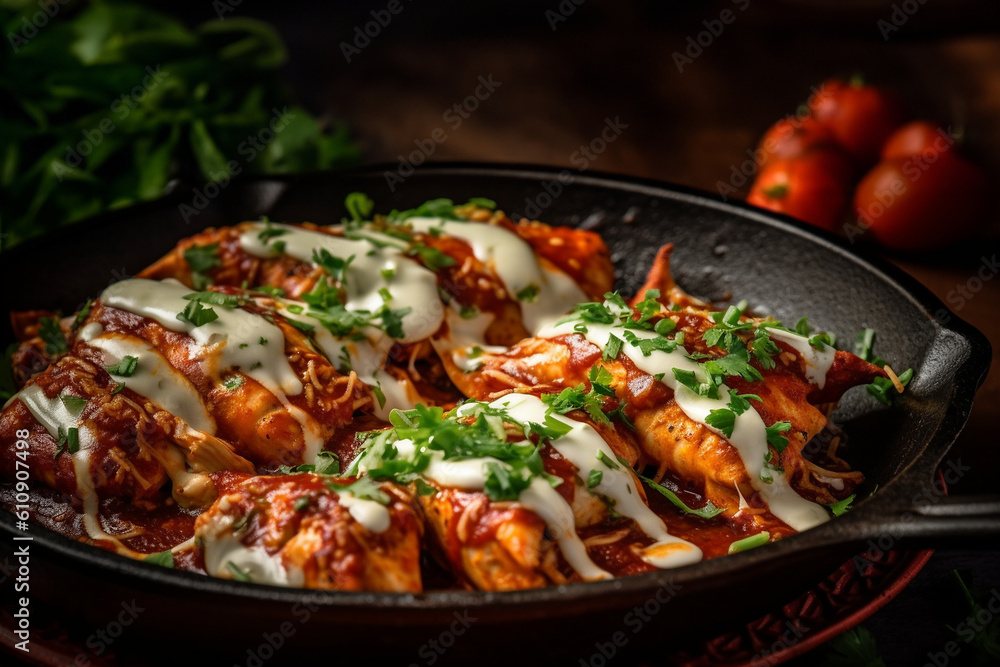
[705,408,736,438]
[226,561,251,582]
[727,390,761,416]
[459,305,479,319]
[223,376,245,391]
[183,243,221,290]
[312,249,354,285]
[111,382,125,395]
[257,222,287,244]
[672,367,720,400]
[293,496,310,512]
[371,382,387,409]
[254,285,287,298]
[765,421,791,452]
[182,291,240,308]
[827,493,856,517]
[54,426,79,457]
[702,300,753,350]
[278,450,340,476]
[604,333,624,361]
[587,469,604,488]
[72,299,93,330]
[105,355,139,377]
[854,328,885,367]
[407,243,456,271]
[414,478,437,496]
[344,192,375,224]
[144,550,174,568]
[596,449,620,470]
[466,197,497,210]
[348,402,563,503]
[327,476,391,505]
[515,283,540,303]
[39,317,68,355]
[60,394,88,413]
[639,473,724,518]
[728,531,770,554]
[622,329,679,356]
[760,449,784,483]
[258,337,268,345]
[867,368,913,406]
[702,347,763,383]
[381,268,396,281]
[794,317,812,336]
[176,300,218,327]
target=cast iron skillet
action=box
[1,164,996,665]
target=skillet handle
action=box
[861,495,1000,549]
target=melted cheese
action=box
[85,334,215,434]
[337,493,391,533]
[265,298,417,420]
[768,328,836,388]
[100,279,302,397]
[200,511,303,586]
[15,385,142,552]
[537,317,830,532]
[238,223,444,343]
[406,217,587,334]
[491,394,702,569]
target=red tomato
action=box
[881,120,958,161]
[747,151,851,232]
[809,78,903,168]
[852,151,989,252]
[756,117,849,175]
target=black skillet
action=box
[0,164,995,665]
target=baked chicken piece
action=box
[193,471,423,591]
[445,245,886,536]
[348,394,702,591]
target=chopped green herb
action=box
[639,473,724,518]
[182,291,240,308]
[414,478,437,496]
[827,493,856,517]
[105,356,139,377]
[226,561,251,582]
[39,317,69,356]
[183,244,221,290]
[176,301,218,327]
[466,197,497,209]
[371,383,387,409]
[727,391,761,416]
[407,243,456,271]
[705,408,736,438]
[328,476,391,505]
[60,394,88,414]
[604,333,624,361]
[765,421,791,452]
[255,285,287,298]
[728,531,770,554]
[294,496,310,512]
[596,449,620,470]
[144,550,174,568]
[380,268,396,281]
[345,192,375,224]
[459,305,479,319]
[866,368,913,406]
[312,249,355,285]
[515,283,540,303]
[587,469,604,488]
[654,318,676,335]
[257,223,287,244]
[111,382,125,395]
[794,317,812,336]
[223,376,245,391]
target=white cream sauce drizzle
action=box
[537,313,831,532]
[200,511,302,586]
[85,334,216,434]
[767,328,836,389]
[238,223,444,343]
[492,394,703,569]
[100,278,302,397]
[431,306,505,373]
[264,298,419,420]
[405,217,587,334]
[337,492,391,533]
[15,385,141,551]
